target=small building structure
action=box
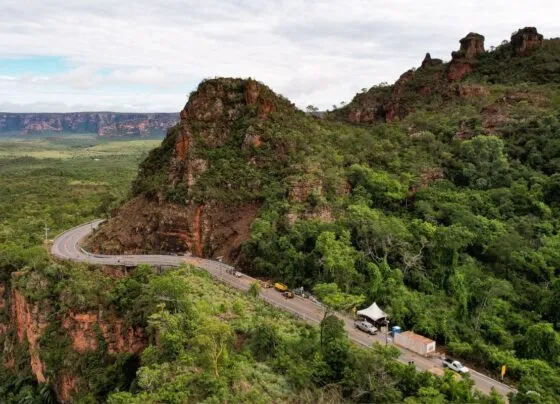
[356,302,388,325]
[394,331,436,356]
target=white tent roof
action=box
[357,302,388,322]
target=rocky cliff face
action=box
[511,27,544,55]
[1,272,146,403]
[10,286,49,383]
[88,78,344,261]
[88,79,295,260]
[0,112,178,137]
[448,32,485,81]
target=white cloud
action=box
[0,0,559,112]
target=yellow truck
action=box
[274,282,289,292]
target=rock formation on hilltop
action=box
[448,32,485,81]
[511,27,544,55]
[331,26,556,125]
[0,112,178,137]
[88,78,339,261]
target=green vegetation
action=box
[3,33,560,401]
[469,39,560,84]
[0,135,503,403]
[0,136,156,249]
[239,109,560,401]
[130,70,560,400]
[0,136,155,401]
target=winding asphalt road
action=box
[51,219,517,399]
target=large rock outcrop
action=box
[448,32,485,81]
[511,27,544,55]
[61,311,146,355]
[1,276,147,403]
[88,79,300,261]
[89,78,350,260]
[331,26,555,125]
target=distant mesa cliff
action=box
[0,112,179,137]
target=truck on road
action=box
[274,282,289,292]
[442,358,469,374]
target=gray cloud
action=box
[0,0,559,112]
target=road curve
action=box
[52,220,517,399]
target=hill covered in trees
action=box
[90,26,560,401]
[2,25,560,402]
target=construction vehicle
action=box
[274,282,289,292]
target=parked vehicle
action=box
[274,282,289,292]
[354,320,378,335]
[442,359,469,374]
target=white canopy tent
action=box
[357,302,388,323]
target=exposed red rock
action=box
[62,312,99,352]
[289,177,323,203]
[243,132,263,149]
[0,283,7,337]
[511,27,544,55]
[447,62,475,82]
[188,205,205,257]
[10,288,48,383]
[89,195,261,261]
[448,33,485,81]
[456,85,490,98]
[89,79,282,261]
[244,81,260,105]
[482,90,548,132]
[98,317,146,355]
[408,168,445,195]
[58,373,78,403]
[0,283,5,310]
[455,33,485,60]
[61,310,146,354]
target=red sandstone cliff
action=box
[447,32,485,81]
[87,79,284,261]
[1,275,146,402]
[511,27,544,55]
[10,287,49,383]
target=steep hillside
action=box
[0,112,178,137]
[87,26,560,403]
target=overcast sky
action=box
[0,0,558,112]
